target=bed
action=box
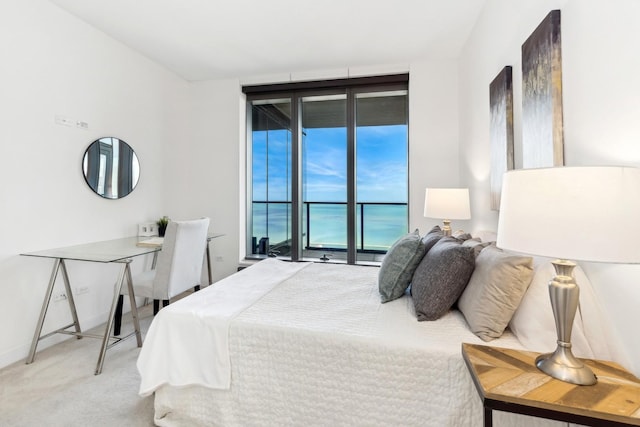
[137,237,612,427]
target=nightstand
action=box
[461,343,640,426]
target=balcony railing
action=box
[252,200,408,254]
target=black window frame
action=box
[244,74,409,264]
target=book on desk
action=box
[136,237,164,247]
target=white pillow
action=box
[509,257,597,358]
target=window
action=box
[244,75,408,264]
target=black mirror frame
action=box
[82,137,140,199]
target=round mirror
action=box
[82,137,140,199]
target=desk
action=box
[461,343,640,426]
[22,237,157,375]
[22,233,224,375]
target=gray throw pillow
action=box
[458,244,534,341]
[378,229,427,303]
[421,225,443,253]
[411,237,475,321]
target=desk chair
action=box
[114,217,210,335]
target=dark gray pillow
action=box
[421,225,443,253]
[411,237,476,321]
[378,229,427,303]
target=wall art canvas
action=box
[522,9,564,168]
[489,66,514,210]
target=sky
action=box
[252,124,408,204]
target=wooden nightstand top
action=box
[462,343,640,426]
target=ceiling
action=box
[49,0,486,82]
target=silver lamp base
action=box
[539,260,597,386]
[442,219,452,236]
[536,345,596,386]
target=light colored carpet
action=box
[0,304,157,427]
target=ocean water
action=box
[252,202,407,252]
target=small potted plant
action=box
[157,216,170,237]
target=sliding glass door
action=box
[301,94,348,258]
[355,90,408,263]
[249,98,292,257]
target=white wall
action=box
[408,60,467,232]
[459,0,640,375]
[0,0,189,368]
[163,79,244,282]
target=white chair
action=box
[114,217,210,335]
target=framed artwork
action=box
[522,9,564,168]
[489,66,514,211]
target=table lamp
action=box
[497,166,640,385]
[424,188,471,236]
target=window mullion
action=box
[290,95,301,261]
[346,89,356,265]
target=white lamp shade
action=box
[497,166,640,263]
[424,188,471,220]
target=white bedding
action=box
[137,258,311,393]
[139,260,572,427]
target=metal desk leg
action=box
[27,259,83,365]
[206,242,212,286]
[484,405,493,427]
[125,263,143,347]
[26,258,61,364]
[59,259,82,339]
[95,260,130,375]
[144,251,159,305]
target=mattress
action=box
[140,260,574,427]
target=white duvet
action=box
[138,260,573,427]
[137,258,311,394]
